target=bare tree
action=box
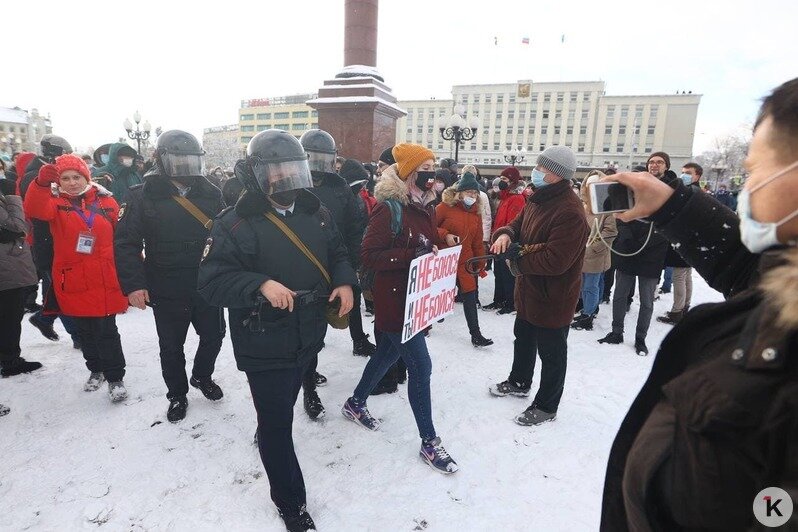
[695,132,751,191]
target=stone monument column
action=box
[307,0,406,163]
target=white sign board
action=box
[401,245,462,343]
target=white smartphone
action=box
[589,182,636,215]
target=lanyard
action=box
[74,200,99,231]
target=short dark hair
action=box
[683,162,703,176]
[755,77,798,162]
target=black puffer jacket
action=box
[612,218,668,279]
[601,183,797,531]
[197,189,357,372]
[309,172,365,269]
[114,171,224,301]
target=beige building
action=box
[203,125,241,171]
[397,80,701,171]
[238,94,319,146]
[0,106,53,155]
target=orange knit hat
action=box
[54,154,91,181]
[392,143,435,180]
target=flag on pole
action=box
[521,37,530,45]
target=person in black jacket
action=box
[601,76,798,531]
[298,130,374,417]
[598,152,670,355]
[114,130,226,423]
[19,135,82,347]
[197,130,355,532]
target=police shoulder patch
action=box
[201,237,213,262]
[118,203,127,221]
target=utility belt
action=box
[243,290,329,333]
[150,240,204,253]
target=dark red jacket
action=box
[24,181,128,317]
[362,165,439,333]
[492,190,526,231]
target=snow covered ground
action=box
[1,273,723,531]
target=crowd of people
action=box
[1,76,796,531]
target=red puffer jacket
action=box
[23,181,128,317]
[492,190,526,231]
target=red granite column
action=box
[344,0,378,67]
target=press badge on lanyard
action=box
[75,201,98,255]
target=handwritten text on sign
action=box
[402,245,462,343]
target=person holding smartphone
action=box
[601,77,798,531]
[436,171,493,346]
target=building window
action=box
[507,111,515,119]
[311,123,318,128]
[530,111,537,120]
[570,93,577,102]
[648,126,655,135]
[554,126,561,135]
[541,127,548,135]
[241,136,253,142]
[482,142,488,150]
[583,93,590,102]
[555,111,562,119]
[605,125,612,134]
[485,94,492,103]
[256,113,271,120]
[580,126,587,135]
[616,144,624,153]
[603,145,610,153]
[494,143,500,150]
[644,147,653,153]
[292,123,308,131]
[406,128,413,134]
[257,124,268,131]
[619,126,626,135]
[635,105,643,118]
[650,105,659,117]
[607,106,615,118]
[240,114,254,121]
[566,126,573,134]
[542,111,549,119]
[577,144,585,152]
[582,110,589,119]
[531,94,538,103]
[528,126,535,134]
[241,125,255,132]
[568,110,576,119]
[311,110,318,117]
[497,94,504,103]
[543,93,551,102]
[292,111,309,119]
[274,112,289,119]
[556,92,564,102]
[539,143,545,151]
[274,124,289,130]
[621,105,629,118]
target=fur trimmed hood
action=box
[441,184,483,211]
[374,164,409,205]
[760,247,798,329]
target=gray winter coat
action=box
[0,193,37,291]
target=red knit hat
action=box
[54,154,91,181]
[500,166,521,185]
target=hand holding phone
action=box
[597,172,677,222]
[589,182,636,215]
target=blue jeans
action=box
[353,331,435,441]
[35,271,78,338]
[581,272,603,316]
[661,267,673,291]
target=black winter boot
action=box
[190,376,224,401]
[598,331,624,344]
[167,396,188,423]
[279,505,316,531]
[303,389,325,420]
[471,333,494,347]
[28,315,58,341]
[570,314,594,331]
[634,337,649,356]
[352,335,376,357]
[1,357,43,377]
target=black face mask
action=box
[270,189,298,207]
[415,171,436,190]
[498,181,510,191]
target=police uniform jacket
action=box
[197,189,357,372]
[114,170,224,302]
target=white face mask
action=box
[120,157,134,168]
[737,160,798,254]
[462,196,477,207]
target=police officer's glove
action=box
[234,159,256,190]
[415,233,434,258]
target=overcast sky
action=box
[3,0,795,154]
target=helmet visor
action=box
[307,151,336,174]
[161,153,205,178]
[251,159,312,194]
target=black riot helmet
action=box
[155,130,205,178]
[299,129,337,175]
[40,134,73,162]
[244,129,312,195]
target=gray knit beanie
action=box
[537,145,576,180]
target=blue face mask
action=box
[680,173,692,186]
[462,196,477,208]
[737,160,798,254]
[531,168,549,188]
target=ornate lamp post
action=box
[1,133,17,156]
[503,146,526,166]
[438,105,479,163]
[123,111,151,154]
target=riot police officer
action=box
[197,129,355,532]
[114,130,226,422]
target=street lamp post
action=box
[711,163,727,192]
[503,146,526,166]
[123,111,151,154]
[438,106,479,163]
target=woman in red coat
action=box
[24,154,129,402]
[436,171,493,346]
[485,166,527,314]
[341,143,459,475]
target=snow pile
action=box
[0,273,722,531]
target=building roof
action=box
[0,107,28,124]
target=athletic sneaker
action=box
[489,380,530,398]
[341,397,380,430]
[108,381,127,403]
[84,372,105,392]
[515,406,557,426]
[419,437,459,474]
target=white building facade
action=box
[397,81,700,171]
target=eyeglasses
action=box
[648,160,666,166]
